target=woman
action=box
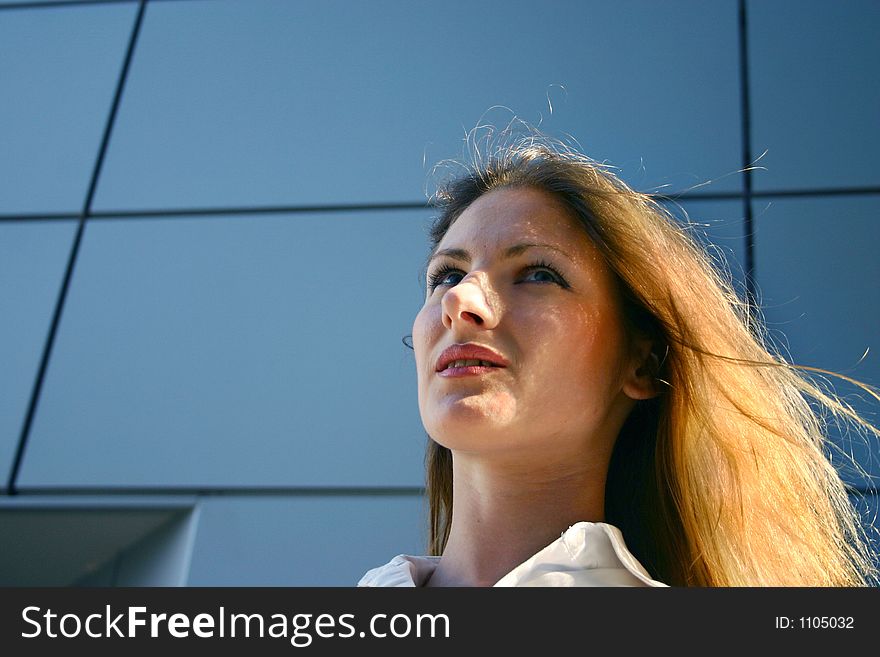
[359,131,879,587]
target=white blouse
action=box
[358,521,667,587]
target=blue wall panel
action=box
[3,0,876,587]
[93,0,741,211]
[749,0,880,191]
[19,211,430,488]
[0,221,76,487]
[753,196,880,485]
[0,1,87,4]
[0,2,137,214]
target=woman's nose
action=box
[441,275,499,331]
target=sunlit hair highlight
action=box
[422,125,879,586]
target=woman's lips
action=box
[435,343,510,372]
[438,364,504,378]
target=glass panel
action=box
[754,196,880,485]
[94,0,741,211]
[0,220,76,484]
[0,1,91,5]
[750,0,880,190]
[0,2,138,213]
[20,211,430,487]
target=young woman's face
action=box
[413,187,649,462]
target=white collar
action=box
[358,522,667,587]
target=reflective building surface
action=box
[1,0,877,585]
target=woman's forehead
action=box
[438,187,595,257]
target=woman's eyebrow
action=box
[426,242,575,267]
[426,247,469,266]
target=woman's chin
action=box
[424,393,517,437]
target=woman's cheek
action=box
[413,303,440,378]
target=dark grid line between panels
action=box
[3,187,880,224]
[9,484,879,496]
[12,486,428,497]
[0,0,214,12]
[0,0,137,11]
[738,0,756,306]
[0,0,218,10]
[6,0,148,495]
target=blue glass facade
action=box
[1,0,876,585]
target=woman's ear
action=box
[622,337,664,401]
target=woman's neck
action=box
[424,452,609,587]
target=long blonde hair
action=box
[423,131,879,586]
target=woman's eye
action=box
[427,262,568,291]
[427,267,464,290]
[521,264,568,287]
[522,268,558,284]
